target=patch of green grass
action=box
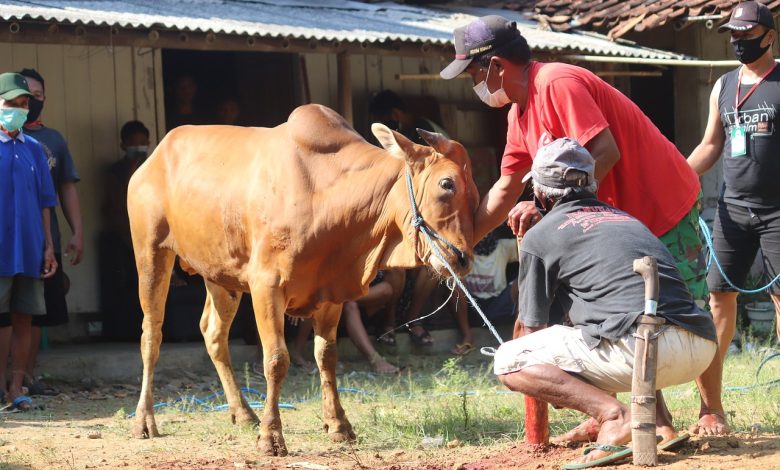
[127,350,780,454]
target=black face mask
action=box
[26,98,43,124]
[731,30,771,64]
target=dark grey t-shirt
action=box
[518,197,716,349]
[25,125,80,253]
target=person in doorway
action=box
[166,75,203,130]
[439,14,722,435]
[0,72,58,411]
[215,97,242,126]
[342,270,405,374]
[687,1,780,436]
[12,69,83,396]
[494,138,717,467]
[368,90,448,145]
[449,228,518,356]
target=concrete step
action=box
[37,326,513,382]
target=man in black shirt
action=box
[688,0,780,436]
[495,138,717,467]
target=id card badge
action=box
[730,125,747,157]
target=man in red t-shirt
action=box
[440,15,723,440]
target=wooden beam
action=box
[337,52,353,126]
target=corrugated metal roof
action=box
[0,0,689,59]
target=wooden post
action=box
[337,52,353,126]
[631,257,664,466]
[517,239,549,446]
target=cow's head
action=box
[372,123,478,277]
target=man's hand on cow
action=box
[42,246,58,279]
[507,201,542,237]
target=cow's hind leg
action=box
[132,247,176,439]
[313,303,355,442]
[200,281,259,426]
[251,285,290,456]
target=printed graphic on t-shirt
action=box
[465,274,497,294]
[721,102,776,134]
[39,140,56,171]
[557,206,634,233]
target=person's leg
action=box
[693,202,757,435]
[0,322,10,400]
[26,326,41,385]
[290,318,315,371]
[772,294,780,343]
[405,268,437,345]
[377,270,405,343]
[450,294,474,354]
[8,311,32,409]
[28,255,67,388]
[754,207,780,343]
[498,365,631,464]
[342,302,398,374]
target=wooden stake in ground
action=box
[517,237,549,446]
[631,256,665,466]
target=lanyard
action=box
[736,63,777,110]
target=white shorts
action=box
[493,324,717,393]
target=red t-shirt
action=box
[502,62,700,236]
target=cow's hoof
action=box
[257,431,288,456]
[231,408,260,427]
[324,422,356,442]
[132,417,160,439]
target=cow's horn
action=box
[417,128,451,154]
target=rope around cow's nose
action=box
[400,166,506,354]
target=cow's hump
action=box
[288,104,364,154]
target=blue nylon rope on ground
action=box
[699,217,780,294]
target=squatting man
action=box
[492,138,718,467]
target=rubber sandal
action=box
[407,324,434,346]
[451,342,475,356]
[376,329,396,346]
[658,433,690,452]
[562,443,632,469]
[10,395,32,412]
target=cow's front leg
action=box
[251,285,290,456]
[200,282,258,427]
[313,303,355,442]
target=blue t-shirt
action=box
[24,125,80,253]
[0,131,58,278]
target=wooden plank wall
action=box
[0,43,163,314]
[303,53,474,138]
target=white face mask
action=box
[473,62,511,108]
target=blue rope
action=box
[723,352,780,392]
[127,387,292,417]
[699,217,780,294]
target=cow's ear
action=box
[417,128,452,155]
[371,123,416,160]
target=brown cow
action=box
[127,104,478,455]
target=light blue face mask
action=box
[0,107,29,133]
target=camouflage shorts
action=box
[659,197,708,306]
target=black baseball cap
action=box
[718,1,775,33]
[440,15,525,80]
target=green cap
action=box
[0,73,31,101]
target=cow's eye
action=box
[439,177,455,192]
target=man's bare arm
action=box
[473,171,528,243]
[584,128,620,182]
[688,78,726,175]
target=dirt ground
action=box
[1,379,779,469]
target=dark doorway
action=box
[162,49,300,130]
[631,66,676,142]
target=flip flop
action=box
[10,395,32,412]
[658,433,690,452]
[407,324,434,346]
[27,381,59,397]
[451,342,475,356]
[562,443,632,469]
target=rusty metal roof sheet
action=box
[0,0,688,59]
